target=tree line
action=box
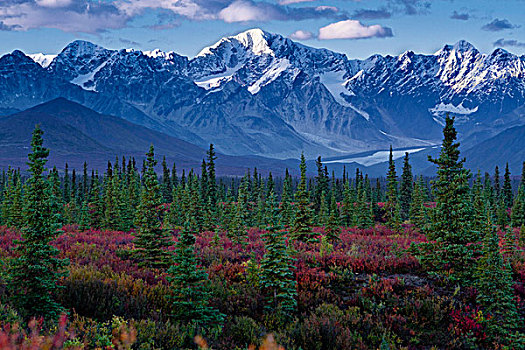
[1,115,524,346]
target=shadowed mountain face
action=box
[0,98,295,175]
[0,29,524,173]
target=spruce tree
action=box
[207,144,217,206]
[502,163,513,208]
[82,161,89,201]
[0,168,14,225]
[167,222,223,327]
[10,172,25,228]
[103,162,119,230]
[494,166,501,199]
[495,196,508,228]
[161,156,172,203]
[471,171,489,233]
[291,153,314,242]
[341,180,355,227]
[280,169,294,227]
[63,163,70,203]
[474,217,524,345]
[511,184,525,227]
[9,125,68,321]
[399,152,413,222]
[357,184,374,229]
[133,145,172,268]
[260,190,297,323]
[417,116,477,283]
[325,189,341,241]
[88,171,104,229]
[314,156,328,215]
[384,146,401,229]
[410,175,427,229]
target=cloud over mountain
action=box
[318,20,393,40]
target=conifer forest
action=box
[0,115,524,349]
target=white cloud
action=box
[0,1,128,33]
[35,0,72,8]
[318,19,392,40]
[278,0,315,4]
[116,0,213,20]
[315,6,338,12]
[218,0,272,23]
[0,0,349,33]
[289,29,314,40]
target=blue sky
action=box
[0,0,524,59]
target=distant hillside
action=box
[465,125,525,174]
[0,98,294,175]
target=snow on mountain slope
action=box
[0,29,524,162]
[28,53,57,68]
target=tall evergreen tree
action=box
[494,166,501,199]
[9,125,68,321]
[341,180,355,227]
[399,152,413,222]
[260,190,297,323]
[502,163,513,208]
[471,171,489,233]
[314,156,328,214]
[167,222,223,327]
[416,116,477,283]
[207,144,217,206]
[63,163,70,203]
[291,154,314,242]
[280,169,294,227]
[133,145,172,268]
[410,175,427,229]
[474,217,524,345]
[161,156,172,203]
[384,146,401,229]
[325,189,341,241]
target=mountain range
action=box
[1,28,524,174]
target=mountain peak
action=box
[452,40,476,53]
[59,40,110,58]
[435,40,478,57]
[197,28,275,57]
[0,50,37,66]
[28,53,57,68]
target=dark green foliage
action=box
[474,218,524,345]
[314,156,329,216]
[260,190,297,323]
[207,144,217,206]
[340,180,355,227]
[9,125,68,321]
[399,152,413,222]
[502,163,513,208]
[133,145,172,268]
[1,168,24,228]
[511,184,525,227]
[494,166,500,199]
[291,153,314,242]
[88,171,104,229]
[417,116,478,283]
[356,184,374,229]
[384,146,401,229]
[325,190,341,241]
[103,163,120,230]
[280,169,294,227]
[410,176,427,229]
[471,171,489,233]
[63,163,70,203]
[161,156,172,203]
[167,223,223,327]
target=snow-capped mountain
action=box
[1,29,524,162]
